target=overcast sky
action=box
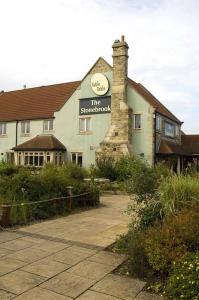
[0,0,198,133]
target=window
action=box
[134,114,141,129]
[21,121,30,134]
[79,117,91,132]
[175,125,180,136]
[43,119,53,131]
[165,122,175,137]
[71,152,82,167]
[156,116,162,131]
[0,122,6,135]
[55,152,63,165]
[24,152,44,167]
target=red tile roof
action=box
[0,81,80,122]
[181,135,199,154]
[128,79,182,124]
[0,72,181,125]
[13,135,66,151]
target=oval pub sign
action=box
[90,73,109,96]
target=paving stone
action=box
[0,257,27,276]
[32,240,70,253]
[135,291,163,300]
[51,246,96,265]
[88,250,126,267]
[0,239,35,251]
[22,258,70,278]
[76,290,121,299]
[0,248,14,258]
[14,287,71,299]
[41,271,95,298]
[91,274,146,300]
[0,289,15,299]
[67,260,115,280]
[6,247,50,263]
[0,232,21,243]
[18,236,46,244]
[0,270,46,295]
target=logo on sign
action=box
[90,73,109,96]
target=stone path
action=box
[0,195,162,299]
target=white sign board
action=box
[90,73,109,96]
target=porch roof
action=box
[157,140,190,156]
[13,135,66,151]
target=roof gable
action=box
[81,57,112,82]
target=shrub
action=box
[138,198,163,229]
[115,230,150,278]
[0,164,99,225]
[115,155,136,181]
[144,205,199,273]
[157,175,199,215]
[165,252,199,300]
[0,162,20,176]
[95,155,117,181]
[125,159,158,200]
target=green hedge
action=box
[0,163,99,225]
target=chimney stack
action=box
[96,36,132,160]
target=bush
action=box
[95,155,117,181]
[0,162,20,176]
[165,252,199,300]
[125,158,158,201]
[144,205,199,273]
[138,198,163,229]
[0,164,99,225]
[115,230,150,278]
[157,175,199,215]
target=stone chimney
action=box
[96,36,132,160]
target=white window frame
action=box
[175,125,180,136]
[0,122,6,135]
[71,152,83,166]
[79,117,91,133]
[133,114,142,129]
[21,121,30,134]
[24,152,44,167]
[43,119,53,132]
[156,116,162,131]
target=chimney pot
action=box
[121,35,125,42]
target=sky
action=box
[0,0,198,133]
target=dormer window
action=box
[165,122,175,137]
[43,119,53,132]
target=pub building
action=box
[0,36,198,172]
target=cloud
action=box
[0,0,198,133]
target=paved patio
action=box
[0,195,162,299]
